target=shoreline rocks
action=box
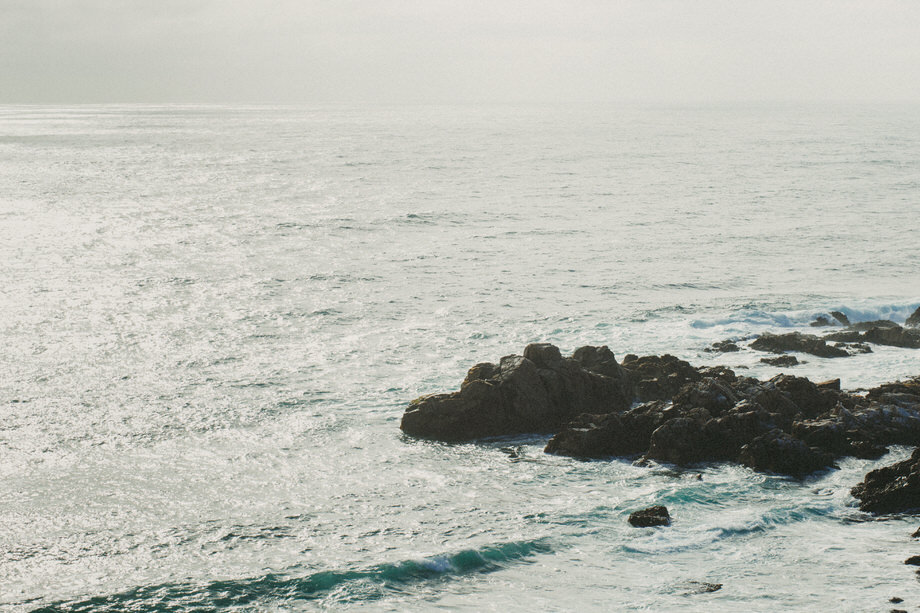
[401,343,920,481]
[400,344,634,441]
[852,447,920,514]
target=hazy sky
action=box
[2,0,919,104]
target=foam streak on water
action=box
[1,104,920,611]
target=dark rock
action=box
[825,323,920,349]
[706,340,741,353]
[851,319,902,331]
[696,365,737,383]
[830,311,851,326]
[890,597,904,603]
[628,505,670,527]
[863,325,920,349]
[750,332,849,358]
[912,527,920,538]
[866,377,920,405]
[771,374,838,419]
[905,555,920,566]
[760,355,800,367]
[810,315,832,327]
[907,306,920,328]
[621,354,702,402]
[401,344,633,441]
[645,415,712,465]
[544,402,667,458]
[852,447,920,514]
[817,378,841,391]
[738,429,835,477]
[672,377,739,416]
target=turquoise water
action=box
[2,104,920,611]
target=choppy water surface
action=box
[2,104,919,611]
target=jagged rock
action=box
[810,315,832,327]
[696,365,737,382]
[750,332,849,358]
[863,325,920,349]
[867,377,920,405]
[852,447,920,514]
[738,429,835,477]
[827,324,920,349]
[771,374,839,419]
[825,323,920,349]
[645,414,713,464]
[904,556,920,566]
[836,342,873,355]
[628,505,670,527]
[907,307,920,328]
[400,344,633,441]
[705,340,741,353]
[544,402,667,458]
[830,311,851,326]
[620,354,701,402]
[760,355,800,367]
[817,378,841,391]
[672,377,738,416]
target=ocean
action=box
[1,103,919,611]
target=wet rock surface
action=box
[549,372,920,477]
[852,446,920,514]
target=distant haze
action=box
[2,0,919,104]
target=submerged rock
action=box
[852,447,920,514]
[400,344,633,441]
[750,332,849,358]
[628,505,671,527]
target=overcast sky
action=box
[2,0,919,104]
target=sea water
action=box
[1,104,919,611]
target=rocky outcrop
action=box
[852,447,920,514]
[750,332,849,358]
[547,371,920,477]
[705,340,741,353]
[620,354,701,402]
[401,343,920,480]
[825,324,920,349]
[400,344,633,441]
[760,355,801,367]
[628,505,670,527]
